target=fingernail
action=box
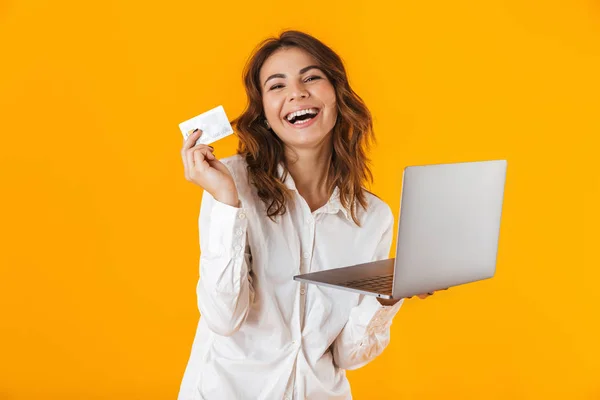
[209,146,214,150]
[192,128,199,133]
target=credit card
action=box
[179,105,234,146]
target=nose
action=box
[288,82,309,101]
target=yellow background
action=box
[1,0,599,398]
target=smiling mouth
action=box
[285,108,320,125]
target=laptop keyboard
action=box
[339,274,393,294]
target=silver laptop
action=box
[293,160,507,299]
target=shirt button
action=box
[234,245,242,251]
[235,228,243,236]
[300,288,306,295]
[302,252,310,259]
[238,213,246,219]
[292,340,298,346]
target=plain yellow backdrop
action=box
[1,0,599,399]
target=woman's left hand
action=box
[376,290,444,306]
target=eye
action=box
[305,75,322,82]
[269,83,284,91]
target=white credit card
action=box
[179,105,234,146]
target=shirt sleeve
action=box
[331,205,404,370]
[195,189,255,337]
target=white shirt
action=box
[178,154,403,400]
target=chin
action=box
[285,129,332,149]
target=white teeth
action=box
[286,108,318,121]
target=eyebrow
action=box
[263,65,322,88]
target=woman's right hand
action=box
[181,129,239,207]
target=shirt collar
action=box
[277,163,353,221]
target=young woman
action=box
[178,30,432,400]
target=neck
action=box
[284,139,333,209]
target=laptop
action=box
[293,159,507,299]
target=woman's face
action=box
[259,47,337,150]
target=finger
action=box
[181,142,195,180]
[192,147,215,170]
[204,150,216,163]
[191,149,206,173]
[181,130,202,174]
[185,144,214,170]
[186,144,207,174]
[186,143,214,155]
[184,132,215,152]
[184,147,195,179]
[182,129,203,150]
[190,146,215,164]
[192,148,218,176]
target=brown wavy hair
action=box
[231,30,376,226]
